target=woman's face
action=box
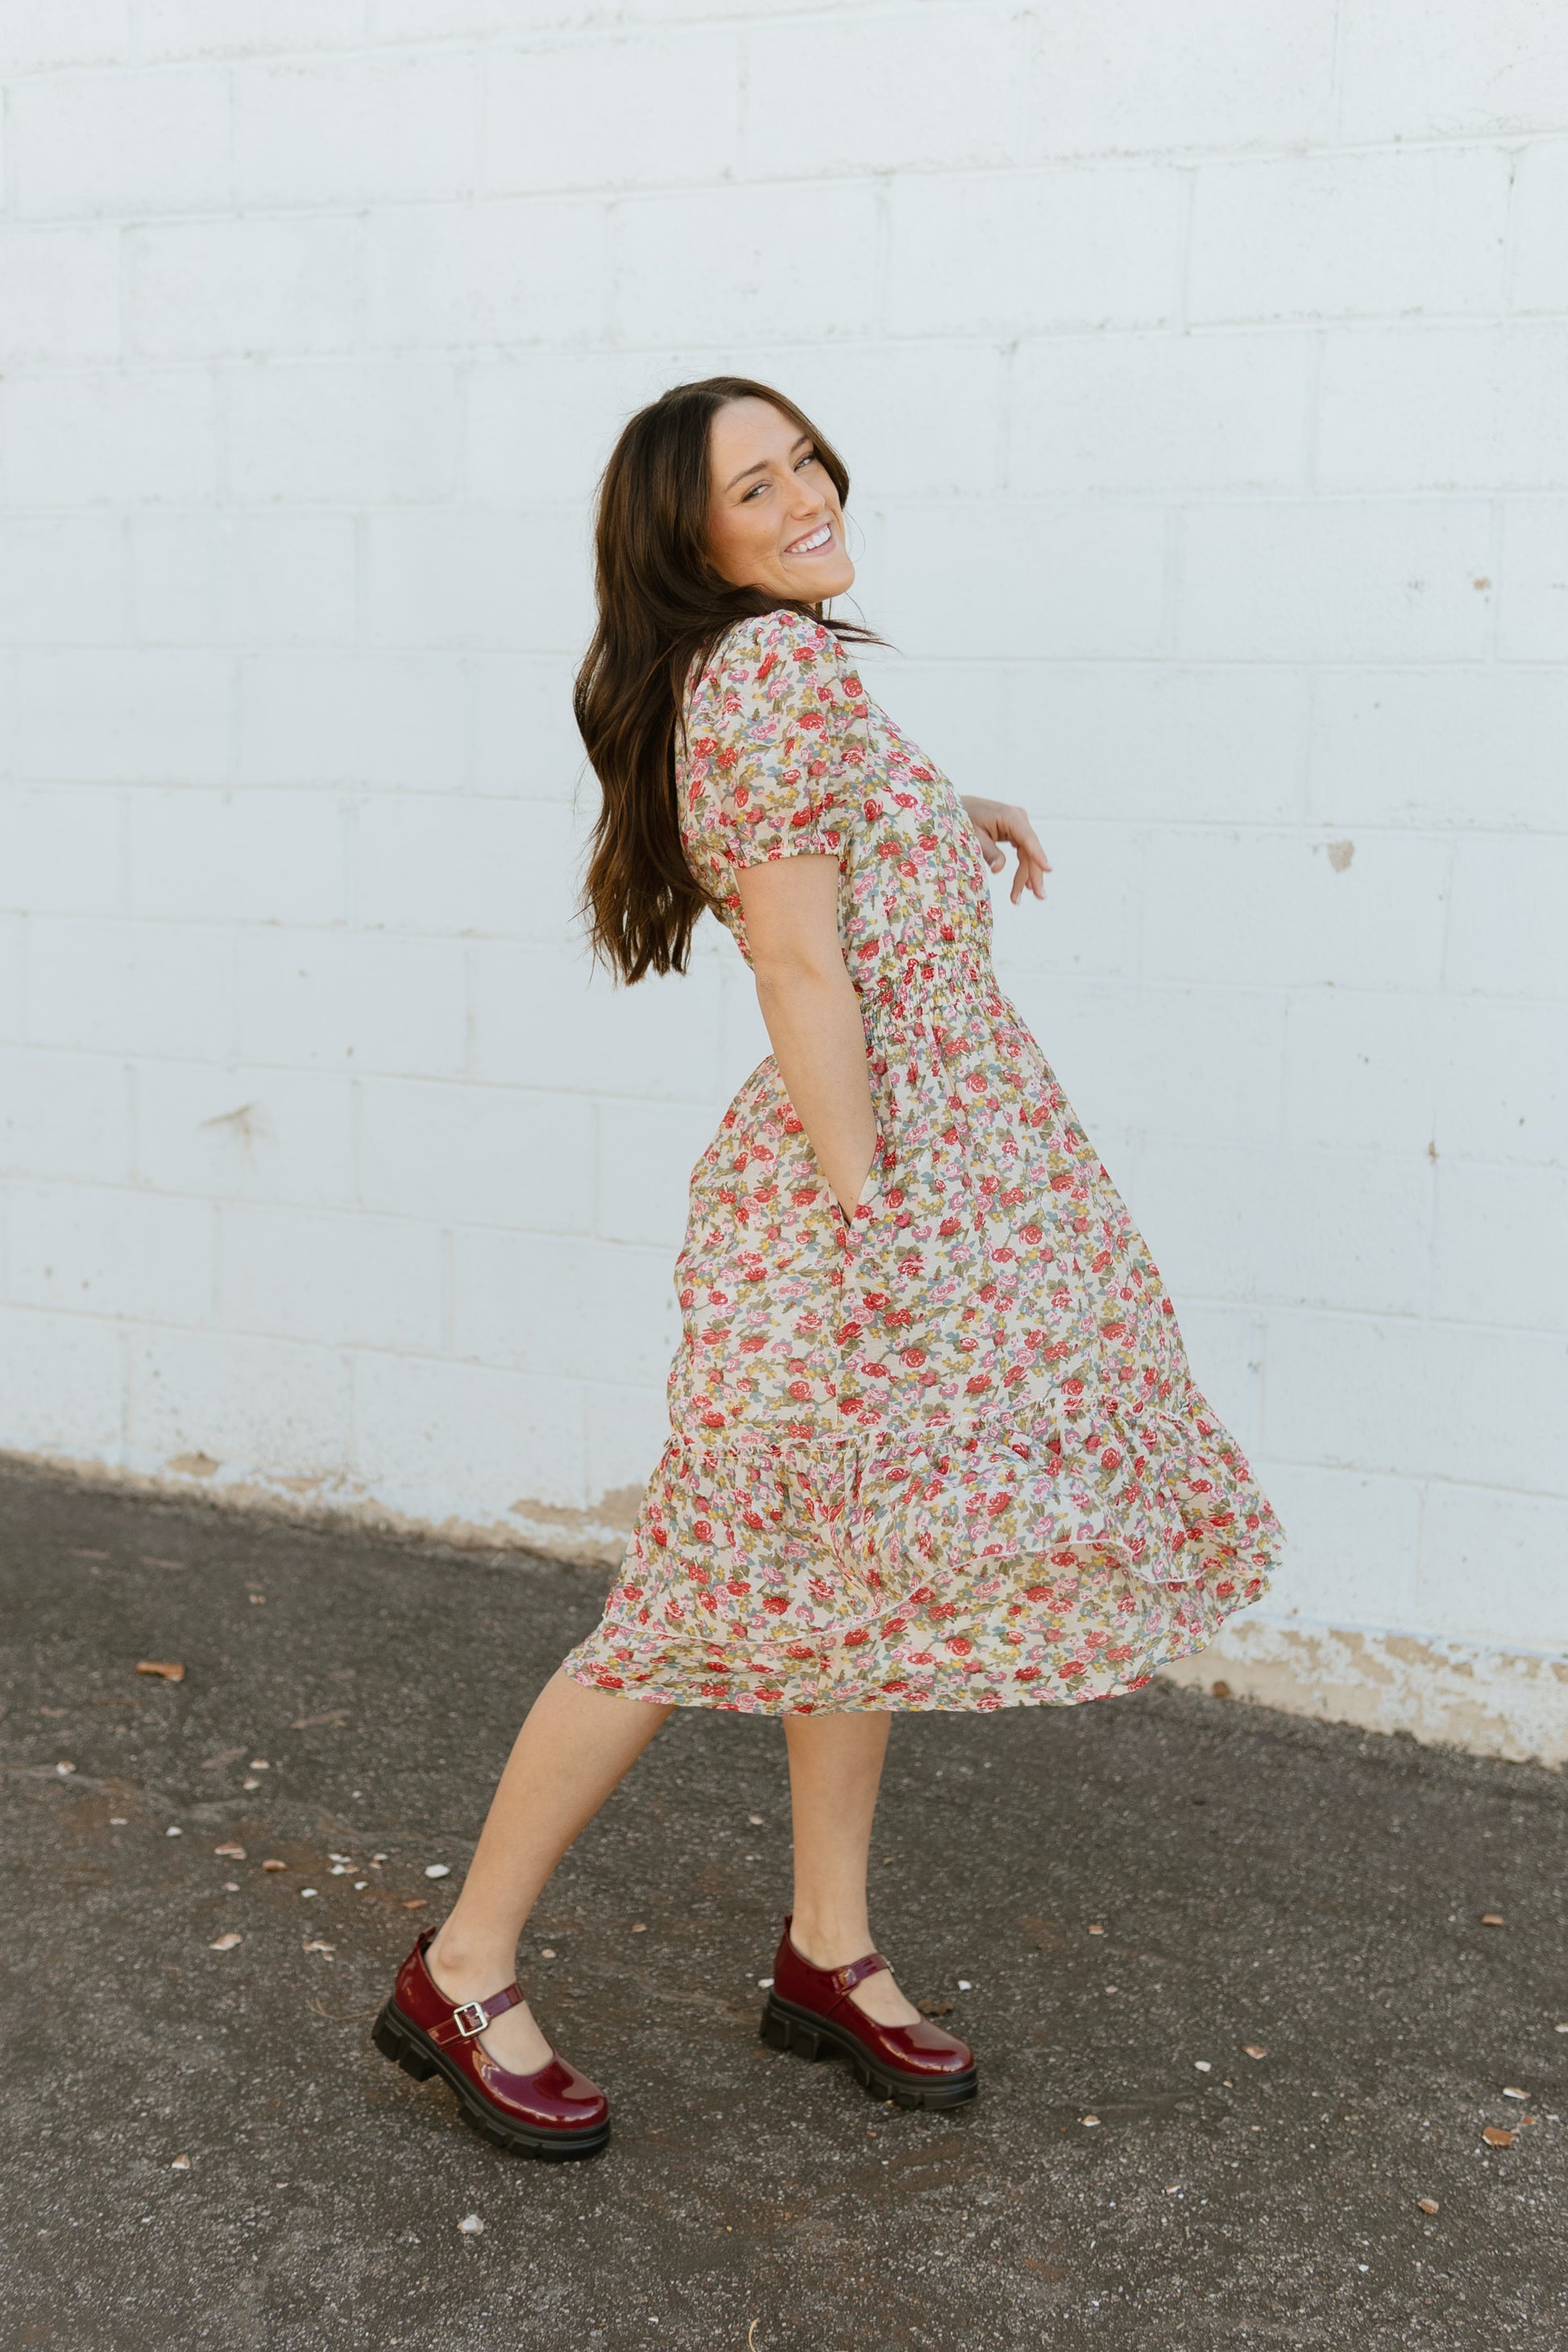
[706,397,856,602]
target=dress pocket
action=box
[835,1147,882,1246]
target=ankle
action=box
[788,1910,874,1969]
[426,1926,520,1993]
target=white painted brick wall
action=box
[1,2,1564,1729]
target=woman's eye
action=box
[795,449,818,469]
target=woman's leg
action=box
[782,1710,921,2027]
[425,1666,674,2072]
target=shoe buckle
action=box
[452,1999,489,2039]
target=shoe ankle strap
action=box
[828,1950,890,1997]
[429,1981,525,2048]
[781,1916,891,2002]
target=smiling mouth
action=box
[784,523,834,556]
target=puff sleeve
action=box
[682,609,869,875]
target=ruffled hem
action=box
[560,1385,1283,1715]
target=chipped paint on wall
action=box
[1160,1616,1568,1769]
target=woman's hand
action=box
[960,797,1051,905]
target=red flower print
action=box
[558,603,1279,1720]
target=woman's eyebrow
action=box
[724,433,810,493]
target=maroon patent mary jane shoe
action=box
[373,1930,610,2160]
[760,1914,978,2110]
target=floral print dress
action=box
[563,610,1283,1714]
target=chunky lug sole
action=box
[759,1992,978,2111]
[371,1998,610,2161]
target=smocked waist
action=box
[848,933,998,1001]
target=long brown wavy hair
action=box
[575,375,874,984]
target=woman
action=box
[373,377,1283,2159]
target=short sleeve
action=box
[682,610,869,877]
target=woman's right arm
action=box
[735,852,877,1217]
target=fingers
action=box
[998,819,1050,904]
[971,821,1006,873]
[973,803,1052,902]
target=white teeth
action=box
[788,525,832,554]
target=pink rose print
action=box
[562,609,1282,1715]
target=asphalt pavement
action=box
[2,1456,1563,2350]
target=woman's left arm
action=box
[960,797,1051,905]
